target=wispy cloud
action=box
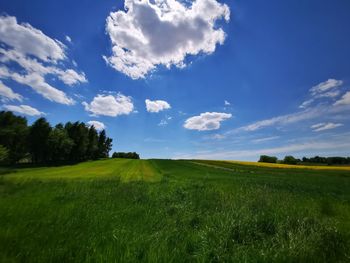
[230,81,349,134]
[237,107,322,132]
[175,140,350,160]
[158,116,172,126]
[299,79,343,109]
[65,35,72,43]
[311,122,343,132]
[310,79,343,95]
[252,136,280,143]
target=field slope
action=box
[1,159,350,262]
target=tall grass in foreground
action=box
[1,159,350,262]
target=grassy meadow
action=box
[1,159,350,262]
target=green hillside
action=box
[1,159,350,262]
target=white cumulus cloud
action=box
[82,93,134,117]
[104,0,230,79]
[0,15,65,62]
[0,80,23,101]
[87,120,106,131]
[311,122,343,132]
[0,15,87,105]
[3,104,44,116]
[184,112,232,131]
[145,99,171,112]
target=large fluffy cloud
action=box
[184,112,232,131]
[0,15,87,105]
[87,120,106,131]
[104,0,230,79]
[145,99,171,112]
[0,80,23,101]
[82,93,134,117]
[3,104,44,116]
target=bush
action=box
[258,155,278,163]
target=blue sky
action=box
[1,0,350,160]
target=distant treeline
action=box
[112,152,140,159]
[259,155,350,165]
[0,111,112,165]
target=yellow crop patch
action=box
[224,160,350,171]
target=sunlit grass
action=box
[1,159,350,262]
[3,159,162,182]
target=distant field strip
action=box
[120,160,162,182]
[213,160,350,171]
[189,161,237,173]
[2,159,162,182]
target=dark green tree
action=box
[29,118,52,164]
[0,111,29,163]
[86,126,99,160]
[97,130,113,158]
[65,122,89,161]
[0,112,114,166]
[47,124,74,163]
[258,155,278,163]
[283,155,298,165]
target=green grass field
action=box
[1,159,350,262]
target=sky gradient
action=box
[1,0,350,160]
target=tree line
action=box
[111,152,140,159]
[0,111,112,165]
[259,155,350,165]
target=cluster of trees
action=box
[112,152,140,159]
[302,156,350,165]
[258,155,278,163]
[0,111,113,165]
[259,154,350,165]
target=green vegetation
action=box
[258,154,350,166]
[258,155,278,163]
[0,111,112,165]
[112,151,140,159]
[1,159,350,262]
[283,155,298,165]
